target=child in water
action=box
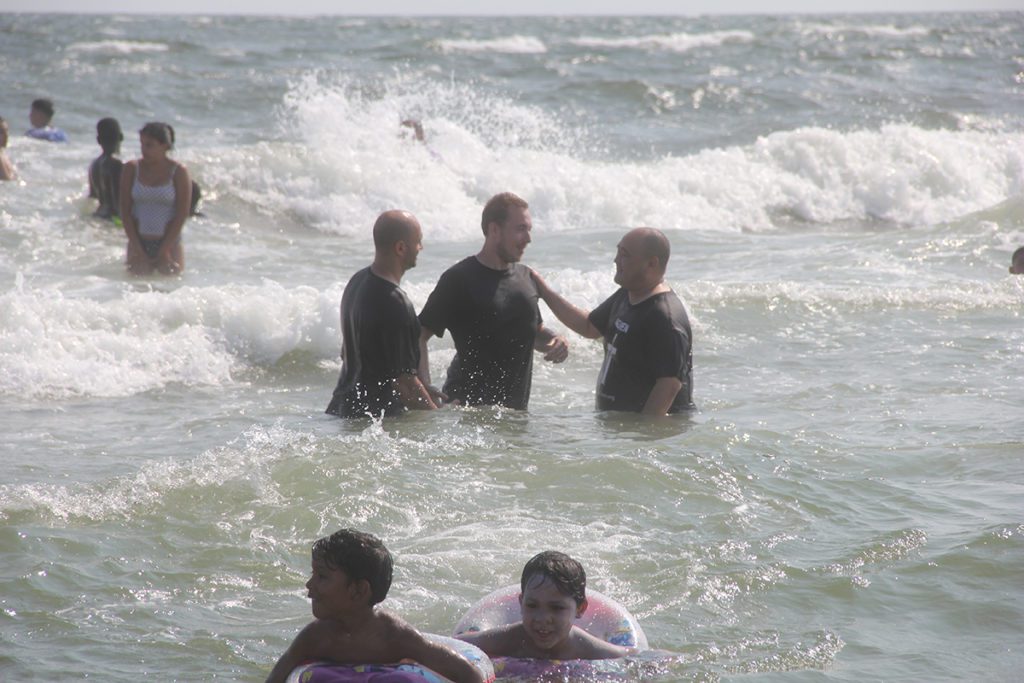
[457,551,631,661]
[264,528,486,683]
[88,118,124,220]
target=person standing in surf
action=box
[88,117,124,221]
[325,210,438,418]
[417,192,569,409]
[531,227,694,416]
[118,122,192,275]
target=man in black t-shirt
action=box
[418,192,568,410]
[325,211,438,418]
[532,227,694,415]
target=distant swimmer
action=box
[401,118,425,142]
[88,117,124,220]
[418,192,569,409]
[532,228,694,416]
[0,117,15,180]
[25,98,68,143]
[400,117,443,163]
[119,122,192,275]
[1010,247,1024,275]
[325,210,438,418]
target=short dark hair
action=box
[31,98,55,120]
[97,117,123,152]
[139,121,175,148]
[1013,246,1024,266]
[312,529,394,605]
[520,550,586,606]
[481,192,528,235]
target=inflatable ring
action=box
[453,584,648,649]
[286,633,495,683]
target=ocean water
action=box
[1,11,1023,682]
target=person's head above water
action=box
[96,117,123,155]
[29,98,55,128]
[1010,247,1024,275]
[520,550,587,607]
[311,528,394,607]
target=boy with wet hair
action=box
[264,528,486,683]
[457,551,629,660]
[26,98,68,143]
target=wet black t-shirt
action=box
[588,288,694,413]
[325,267,421,418]
[419,256,541,409]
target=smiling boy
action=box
[456,551,629,661]
[264,529,486,683]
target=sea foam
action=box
[571,30,755,53]
[250,76,1024,238]
[433,35,547,54]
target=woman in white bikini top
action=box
[119,121,192,276]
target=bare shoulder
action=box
[574,627,630,660]
[456,623,524,657]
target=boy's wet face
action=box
[518,574,584,653]
[306,556,358,620]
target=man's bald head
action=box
[625,227,671,274]
[373,210,420,251]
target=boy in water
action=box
[264,529,486,683]
[457,551,630,660]
[26,98,68,143]
[88,117,124,220]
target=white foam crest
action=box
[217,73,579,239]
[0,279,342,399]
[740,125,1024,226]
[433,35,547,54]
[66,40,170,54]
[795,21,931,38]
[242,74,1023,237]
[571,30,754,53]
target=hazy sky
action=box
[5,0,1021,14]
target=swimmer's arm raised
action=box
[530,269,601,339]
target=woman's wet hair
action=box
[139,121,176,148]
